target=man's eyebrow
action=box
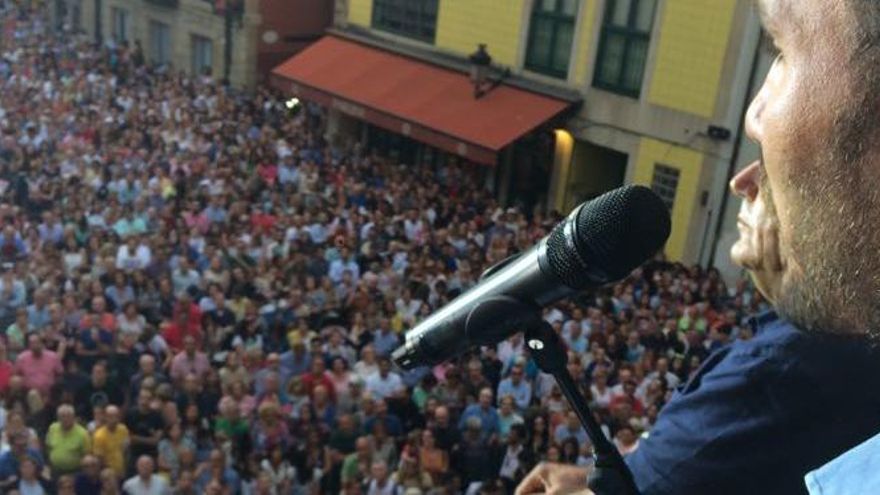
[753,0,778,35]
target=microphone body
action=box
[393,240,571,369]
[392,185,671,370]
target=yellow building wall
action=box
[435,0,526,66]
[648,0,737,118]
[632,138,703,261]
[571,0,600,86]
[348,0,373,28]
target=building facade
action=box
[75,0,333,89]
[293,0,765,264]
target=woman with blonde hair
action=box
[392,447,433,492]
[0,410,39,454]
[252,401,290,457]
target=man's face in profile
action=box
[731,0,880,337]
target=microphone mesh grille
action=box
[547,185,671,289]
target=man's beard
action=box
[769,98,880,341]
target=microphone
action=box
[392,185,671,370]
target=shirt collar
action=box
[746,309,779,335]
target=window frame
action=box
[593,0,657,98]
[191,34,213,76]
[371,0,439,44]
[149,20,172,66]
[111,7,129,43]
[524,0,579,79]
[651,163,680,212]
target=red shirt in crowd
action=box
[80,312,118,333]
[163,303,204,352]
[257,162,278,185]
[162,321,203,353]
[250,212,277,233]
[0,359,13,393]
[300,371,337,404]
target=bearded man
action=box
[518,0,880,493]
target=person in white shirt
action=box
[365,460,398,495]
[122,455,171,495]
[403,209,424,244]
[171,258,200,297]
[394,290,421,327]
[499,424,528,490]
[365,358,404,400]
[354,345,379,382]
[636,356,681,403]
[115,236,151,272]
[328,247,360,284]
[498,334,525,375]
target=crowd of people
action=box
[0,3,771,495]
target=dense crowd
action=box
[0,3,772,495]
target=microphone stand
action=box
[413,288,641,493]
[523,316,640,495]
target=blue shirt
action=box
[497,377,532,411]
[805,431,880,494]
[458,404,500,440]
[279,350,311,381]
[625,311,880,495]
[0,448,43,479]
[373,330,399,358]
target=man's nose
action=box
[730,161,761,202]
[739,86,767,203]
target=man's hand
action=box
[515,462,592,495]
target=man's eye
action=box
[760,32,781,58]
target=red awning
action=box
[270,35,573,165]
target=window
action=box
[111,7,129,43]
[149,21,172,66]
[191,35,213,76]
[371,0,438,43]
[594,0,657,97]
[525,0,578,78]
[651,164,679,211]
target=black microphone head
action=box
[546,185,671,289]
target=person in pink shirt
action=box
[169,335,211,385]
[14,334,62,398]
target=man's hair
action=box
[845,0,880,148]
[849,1,880,57]
[57,404,74,416]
